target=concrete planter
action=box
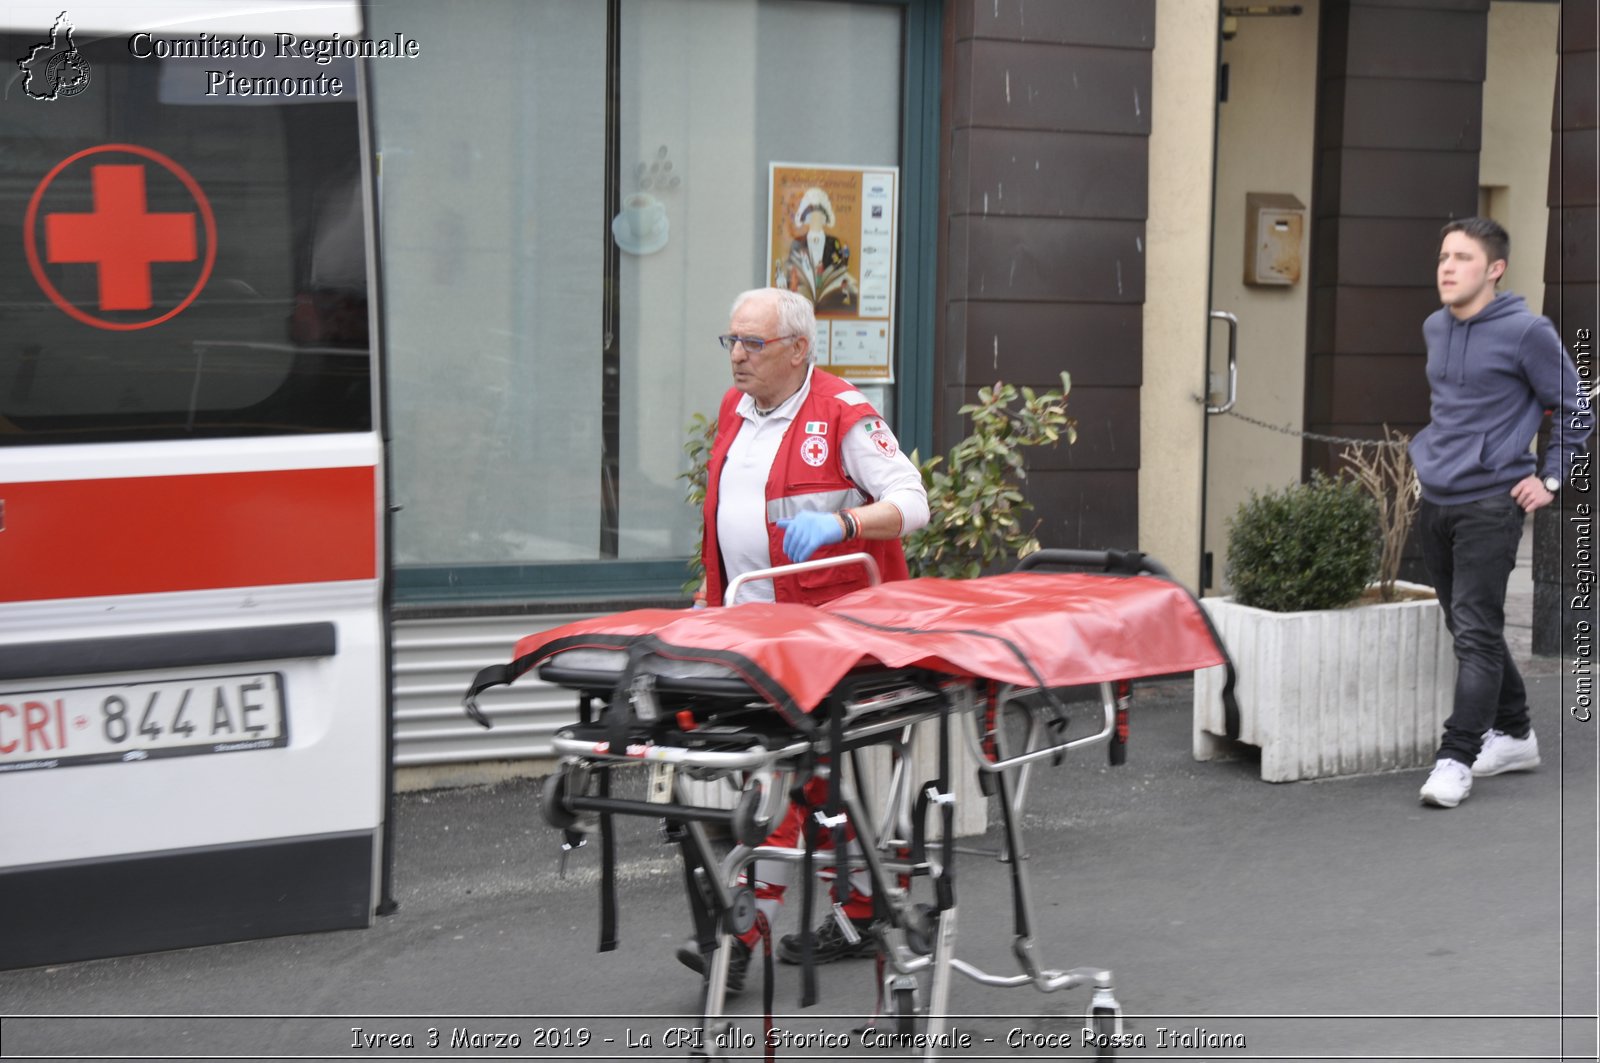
[1193,582,1457,782]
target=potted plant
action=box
[903,375,1076,578]
[1192,454,1456,782]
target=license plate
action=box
[0,672,287,772]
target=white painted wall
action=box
[1480,0,1559,310]
[1201,0,1321,592]
[1141,0,1220,592]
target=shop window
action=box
[370,0,913,595]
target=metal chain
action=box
[1194,397,1409,448]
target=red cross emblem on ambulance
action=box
[24,143,217,331]
[801,435,829,467]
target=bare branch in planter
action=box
[1338,426,1419,604]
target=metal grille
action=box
[391,613,596,766]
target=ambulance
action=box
[1,1,389,969]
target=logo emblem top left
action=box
[18,12,92,101]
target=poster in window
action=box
[767,163,897,383]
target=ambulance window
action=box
[0,33,371,444]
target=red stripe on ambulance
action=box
[0,466,377,602]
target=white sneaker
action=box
[1419,759,1473,808]
[1471,729,1541,776]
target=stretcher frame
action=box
[464,549,1234,1061]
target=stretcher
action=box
[463,549,1237,1060]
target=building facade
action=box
[377,0,1581,776]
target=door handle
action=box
[1206,310,1238,415]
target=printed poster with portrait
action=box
[767,163,898,383]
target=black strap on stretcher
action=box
[935,687,956,913]
[797,764,820,1007]
[595,643,660,953]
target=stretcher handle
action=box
[723,551,881,606]
[963,682,1116,772]
[1014,548,1172,580]
[549,733,813,769]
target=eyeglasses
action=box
[718,333,798,353]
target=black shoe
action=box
[675,938,751,994]
[777,916,875,965]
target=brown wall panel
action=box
[1026,471,1141,551]
[943,214,971,300]
[942,300,968,386]
[947,216,1147,303]
[957,39,1152,135]
[1331,148,1481,218]
[950,301,1142,388]
[941,386,1139,472]
[1319,78,1484,152]
[1558,47,1598,130]
[1304,0,1488,471]
[949,128,1148,220]
[1560,0,1597,52]
[1344,5,1488,80]
[1314,147,1345,215]
[1541,284,1598,336]
[1545,204,1600,279]
[938,7,1155,556]
[1313,217,1450,288]
[1547,129,1599,207]
[1306,352,1433,426]
[1534,0,1599,655]
[957,0,1155,48]
[1310,286,1439,355]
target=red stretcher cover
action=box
[481,573,1227,729]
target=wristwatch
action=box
[1542,475,1561,493]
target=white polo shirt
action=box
[716,368,929,604]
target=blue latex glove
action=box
[776,511,845,562]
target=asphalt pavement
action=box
[2,535,1596,1062]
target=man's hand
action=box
[776,511,846,562]
[1510,475,1555,513]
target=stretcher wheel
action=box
[1108,735,1127,766]
[728,886,758,936]
[540,770,579,830]
[903,903,936,956]
[1090,1006,1119,1059]
[889,985,917,1037]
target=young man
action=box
[1410,217,1592,808]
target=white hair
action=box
[731,287,818,364]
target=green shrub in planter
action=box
[1225,471,1380,612]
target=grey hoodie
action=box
[1409,293,1593,506]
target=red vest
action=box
[702,370,910,606]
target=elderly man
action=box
[680,286,929,991]
[699,286,929,607]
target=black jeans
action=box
[1418,495,1530,765]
